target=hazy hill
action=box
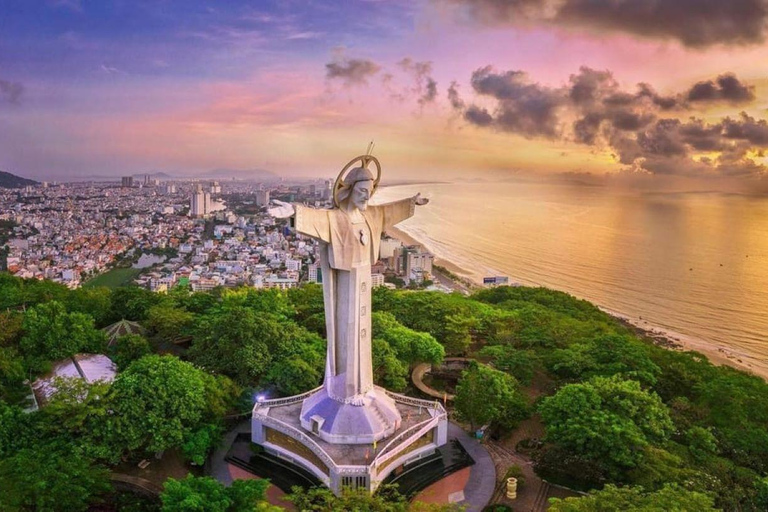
[0,171,39,189]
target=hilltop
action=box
[0,171,38,189]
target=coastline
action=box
[602,307,768,381]
[385,225,479,288]
[386,226,768,383]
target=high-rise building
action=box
[256,189,270,207]
[210,181,221,194]
[379,237,403,267]
[164,184,176,194]
[397,245,434,282]
[121,176,134,187]
[190,184,211,217]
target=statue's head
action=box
[336,166,375,211]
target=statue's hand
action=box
[414,193,429,206]
[267,200,295,218]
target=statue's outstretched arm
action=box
[381,193,428,229]
[293,204,332,243]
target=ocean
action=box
[374,180,768,374]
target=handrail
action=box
[253,409,337,471]
[385,390,446,414]
[373,415,439,469]
[254,386,322,409]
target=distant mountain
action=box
[131,171,175,180]
[0,171,39,189]
[200,168,278,181]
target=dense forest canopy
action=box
[1,273,767,510]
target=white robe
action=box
[294,198,415,401]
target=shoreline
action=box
[386,226,768,383]
[602,307,768,381]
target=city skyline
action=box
[2,1,768,190]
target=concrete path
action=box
[208,419,251,486]
[449,422,496,512]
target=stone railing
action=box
[254,408,337,472]
[372,414,440,472]
[385,390,447,417]
[254,386,322,409]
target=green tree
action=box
[66,286,113,327]
[477,345,538,385]
[372,312,444,366]
[539,376,673,472]
[147,305,195,343]
[109,333,152,370]
[20,301,106,372]
[109,286,163,322]
[454,361,528,430]
[264,358,322,396]
[202,373,242,420]
[40,377,116,461]
[228,479,274,511]
[220,287,294,320]
[288,485,461,511]
[548,484,716,511]
[0,274,69,310]
[161,475,232,512]
[189,307,277,385]
[112,355,207,454]
[0,345,25,399]
[182,424,221,466]
[160,475,274,512]
[443,313,474,356]
[0,402,38,459]
[372,337,410,391]
[547,334,660,386]
[0,442,111,512]
[0,310,24,346]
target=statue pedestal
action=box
[299,386,402,444]
[252,388,447,494]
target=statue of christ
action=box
[269,155,428,444]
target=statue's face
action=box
[352,179,373,211]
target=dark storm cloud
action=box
[466,66,565,138]
[439,0,768,48]
[325,58,381,86]
[454,64,767,177]
[635,84,679,111]
[686,74,756,104]
[464,105,494,126]
[721,113,768,144]
[398,58,439,106]
[678,119,725,151]
[610,115,768,176]
[567,67,617,105]
[447,81,465,110]
[420,77,438,106]
[0,79,24,104]
[462,66,693,142]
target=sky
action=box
[2,0,768,187]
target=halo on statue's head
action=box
[333,155,381,209]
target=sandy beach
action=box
[385,226,768,383]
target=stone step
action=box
[371,404,390,430]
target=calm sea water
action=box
[374,181,768,365]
